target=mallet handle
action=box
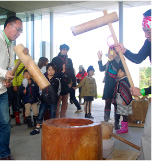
[111,133,140,151]
[11,59,21,76]
[103,10,139,100]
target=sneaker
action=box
[75,109,82,113]
[80,102,85,105]
[30,128,40,135]
[88,113,94,119]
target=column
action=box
[119,2,123,43]
[50,12,53,60]
[31,14,34,59]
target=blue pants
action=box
[0,92,11,159]
[37,102,57,124]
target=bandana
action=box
[142,16,151,28]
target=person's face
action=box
[23,72,31,80]
[47,66,55,77]
[60,48,68,55]
[108,47,117,57]
[117,69,125,78]
[79,68,83,72]
[143,27,151,42]
[5,20,23,41]
[89,70,94,77]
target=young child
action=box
[112,67,133,134]
[20,70,39,127]
[73,65,97,119]
[30,62,60,135]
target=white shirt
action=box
[0,31,15,94]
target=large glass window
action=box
[42,14,50,61]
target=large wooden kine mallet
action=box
[71,10,138,100]
[13,44,57,104]
[101,122,140,151]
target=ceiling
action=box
[0,1,151,19]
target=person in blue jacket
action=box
[20,70,39,127]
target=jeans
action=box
[0,92,11,159]
[37,102,57,124]
[70,88,81,110]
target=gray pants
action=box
[138,103,151,160]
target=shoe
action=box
[26,116,34,127]
[115,122,120,130]
[85,114,89,118]
[30,128,40,135]
[14,112,21,126]
[70,100,73,104]
[0,155,14,160]
[88,113,94,119]
[75,109,82,113]
[116,121,128,134]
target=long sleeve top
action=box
[124,39,151,95]
[124,39,151,64]
[0,31,15,94]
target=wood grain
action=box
[41,118,103,160]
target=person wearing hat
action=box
[73,65,97,118]
[115,9,151,160]
[76,65,88,105]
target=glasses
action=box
[12,25,23,33]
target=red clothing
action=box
[76,71,88,83]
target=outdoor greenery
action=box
[139,67,151,89]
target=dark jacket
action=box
[52,53,76,86]
[56,72,71,96]
[20,79,39,104]
[124,39,151,95]
[124,39,151,64]
[41,75,60,104]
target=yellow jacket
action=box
[12,59,26,87]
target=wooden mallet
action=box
[14,44,57,104]
[71,10,139,100]
[101,121,140,151]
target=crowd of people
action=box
[0,9,151,160]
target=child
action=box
[73,66,97,119]
[30,62,60,135]
[76,65,88,105]
[112,67,133,134]
[97,47,122,127]
[20,70,39,127]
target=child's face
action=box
[47,66,55,77]
[89,70,94,77]
[117,69,125,78]
[23,72,31,80]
